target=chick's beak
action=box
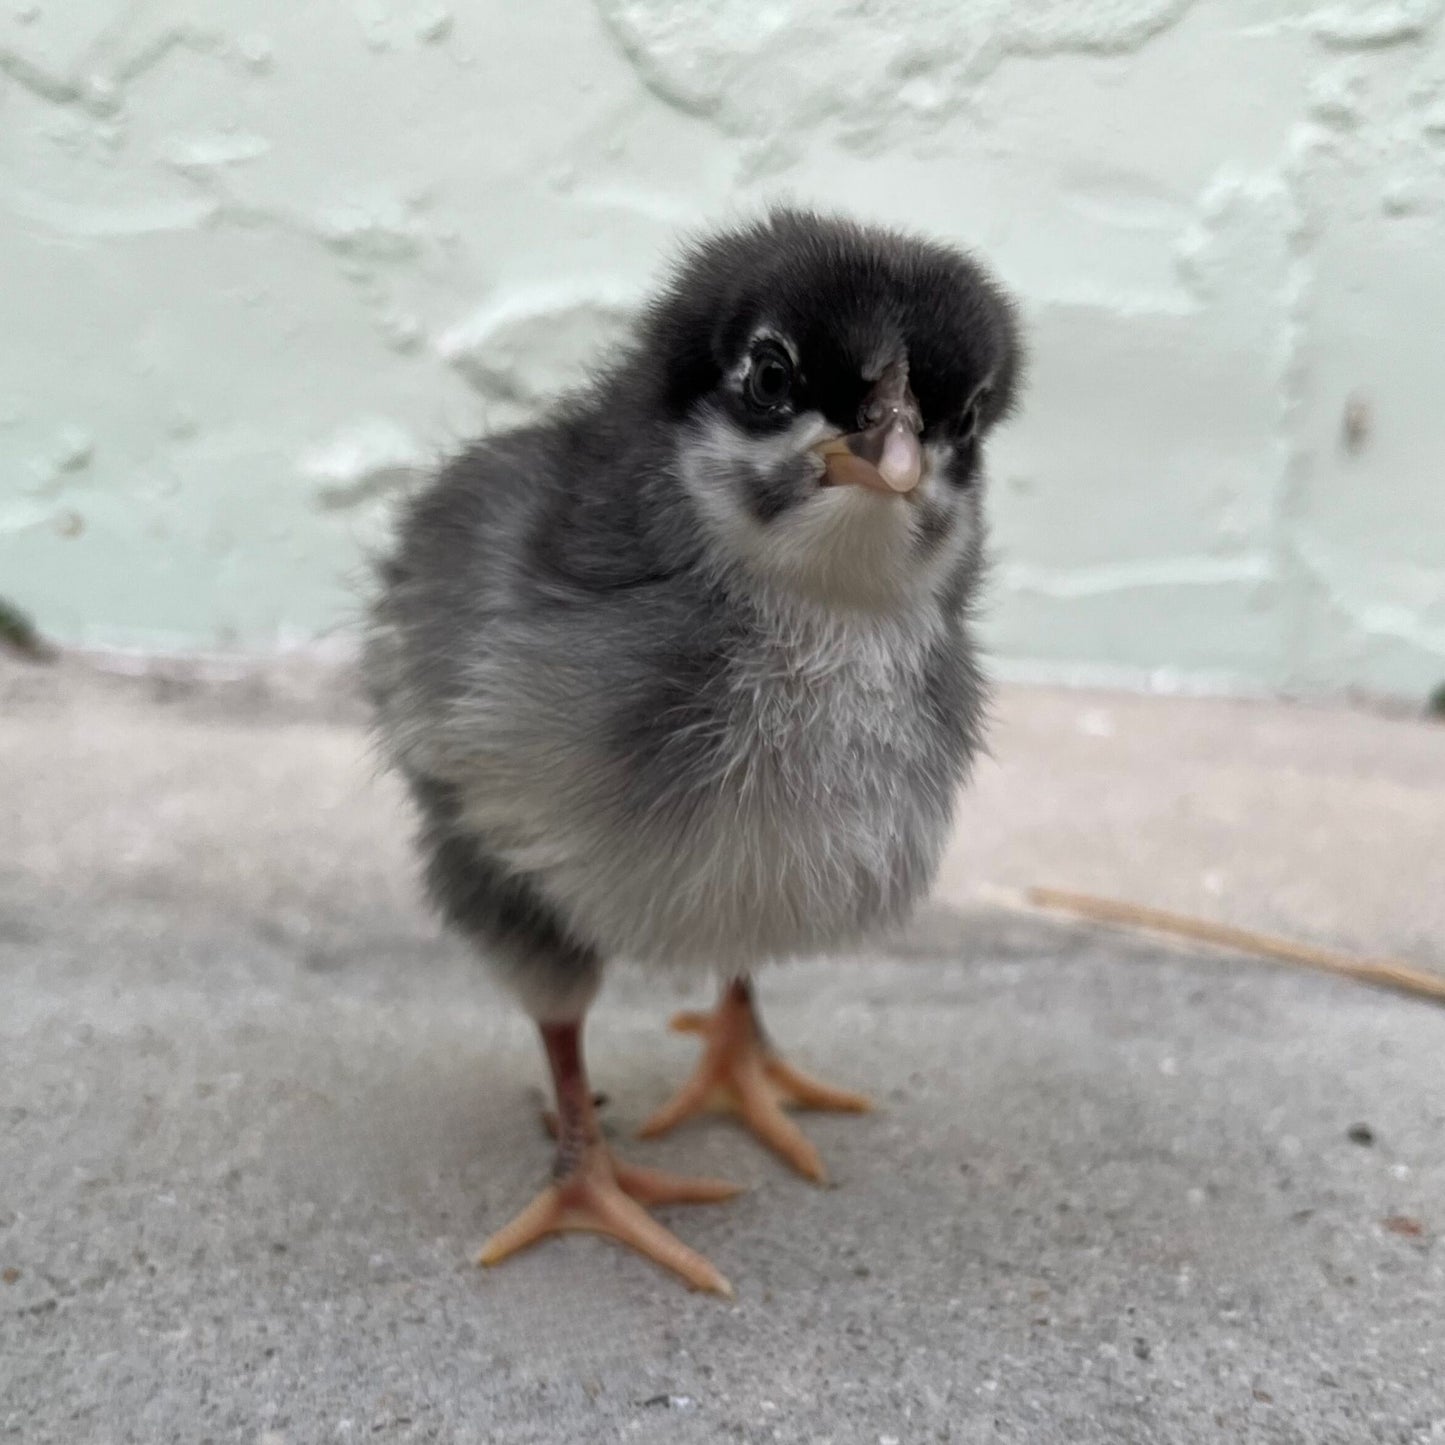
[811,359,923,495]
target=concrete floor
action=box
[2,659,1443,1444]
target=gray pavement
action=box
[2,660,1443,1444]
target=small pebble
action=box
[1346,1122,1375,1146]
[638,1393,697,1412]
[1382,1215,1424,1238]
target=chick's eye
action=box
[745,345,794,412]
[954,384,993,444]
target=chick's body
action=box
[367,431,976,985]
[365,209,1020,1292]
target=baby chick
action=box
[365,208,1022,1294]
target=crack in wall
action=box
[1272,124,1327,692]
[999,555,1272,601]
[591,0,1201,146]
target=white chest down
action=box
[477,612,965,974]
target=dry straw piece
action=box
[1021,886,1445,1007]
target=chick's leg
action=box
[478,1018,739,1295]
[639,977,872,1183]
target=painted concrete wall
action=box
[2,1,1442,697]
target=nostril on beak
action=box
[860,397,891,430]
[858,359,922,435]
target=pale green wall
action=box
[2,1,1443,696]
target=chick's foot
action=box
[638,978,873,1183]
[479,1019,739,1295]
[478,1141,739,1295]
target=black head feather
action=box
[639,207,1023,449]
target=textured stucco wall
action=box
[2,1,1443,696]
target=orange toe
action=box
[639,982,874,1183]
[478,1144,736,1295]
